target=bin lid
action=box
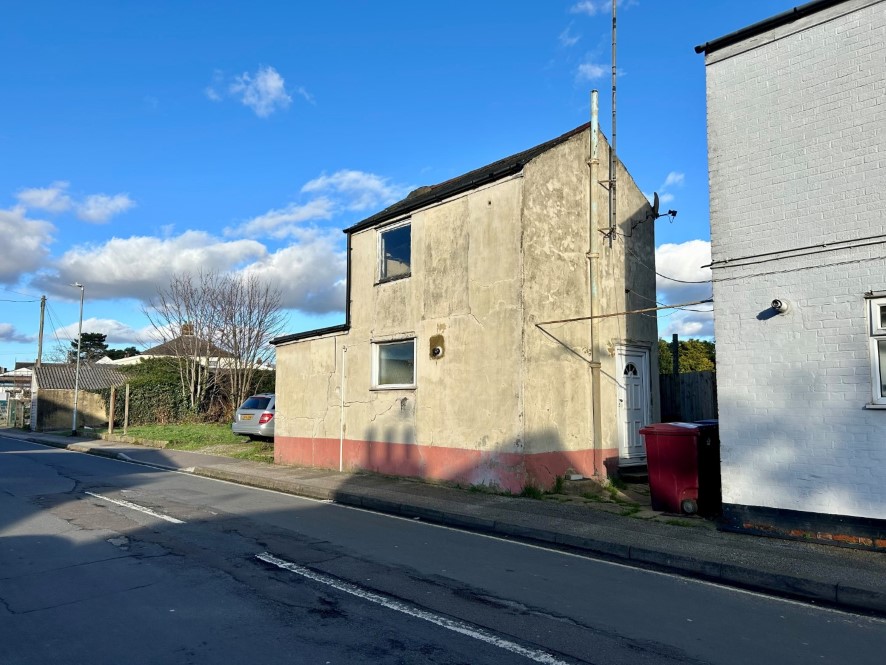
[639,422,701,435]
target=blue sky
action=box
[0,1,801,367]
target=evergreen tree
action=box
[68,332,109,362]
[659,338,715,374]
[106,346,141,360]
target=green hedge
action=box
[101,358,275,426]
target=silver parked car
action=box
[232,393,275,440]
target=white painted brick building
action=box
[698,0,885,545]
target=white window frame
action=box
[377,219,411,283]
[867,296,886,406]
[372,338,416,390]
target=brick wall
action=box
[705,0,886,520]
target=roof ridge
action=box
[344,122,592,234]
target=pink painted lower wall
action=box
[275,435,619,492]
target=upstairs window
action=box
[378,221,411,282]
[868,296,886,405]
[373,339,416,389]
[872,298,886,337]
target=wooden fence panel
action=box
[659,371,718,422]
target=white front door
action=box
[616,345,650,464]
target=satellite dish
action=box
[652,192,660,218]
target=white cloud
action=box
[645,171,685,207]
[559,25,580,47]
[54,318,155,346]
[0,207,54,283]
[570,1,606,15]
[658,308,714,340]
[205,69,224,101]
[301,170,410,211]
[294,86,315,104]
[15,182,135,223]
[0,323,34,344]
[662,171,685,189]
[655,239,714,339]
[655,240,713,339]
[76,193,135,223]
[16,181,72,212]
[33,231,267,301]
[229,65,293,118]
[31,167,409,316]
[570,1,618,16]
[36,227,346,315]
[577,62,607,81]
[569,0,630,16]
[656,240,712,293]
[225,197,336,238]
[240,237,346,314]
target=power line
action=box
[616,234,712,284]
[44,302,71,353]
[707,232,886,269]
[712,254,886,283]
[537,298,714,327]
[627,288,714,313]
[0,287,42,299]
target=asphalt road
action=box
[1,434,884,665]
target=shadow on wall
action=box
[276,195,659,494]
[34,390,108,432]
[713,361,886,547]
[350,423,598,494]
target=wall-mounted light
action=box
[429,334,445,359]
[771,298,790,314]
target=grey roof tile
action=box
[34,363,127,390]
[344,122,591,234]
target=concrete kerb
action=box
[838,585,886,615]
[219,474,884,615]
[100,433,169,448]
[190,466,336,501]
[9,432,885,616]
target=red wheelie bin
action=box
[639,422,721,516]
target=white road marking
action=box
[13,436,875,622]
[256,552,572,665]
[84,491,185,524]
[326,506,886,620]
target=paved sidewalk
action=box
[6,428,885,615]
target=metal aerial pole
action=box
[609,0,617,247]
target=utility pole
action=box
[71,283,84,436]
[36,295,46,368]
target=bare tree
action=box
[144,270,284,416]
[143,271,227,413]
[217,273,285,409]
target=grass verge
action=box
[114,423,275,464]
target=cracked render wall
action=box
[274,128,658,491]
[520,129,659,481]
